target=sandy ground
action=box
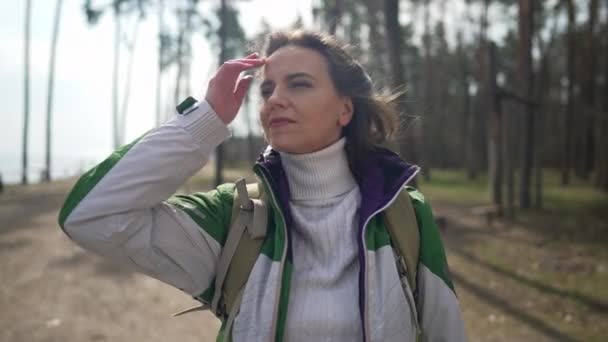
[1,179,605,341]
[0,180,220,342]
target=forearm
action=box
[59,100,230,231]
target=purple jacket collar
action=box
[254,145,419,220]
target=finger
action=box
[221,60,265,78]
[234,75,254,104]
[222,60,264,71]
[242,52,259,59]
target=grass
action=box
[424,169,608,341]
[420,168,608,245]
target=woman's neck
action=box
[279,138,357,201]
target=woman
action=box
[59,30,466,342]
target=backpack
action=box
[174,178,421,338]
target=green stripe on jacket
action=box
[58,136,144,230]
[167,183,234,246]
[408,188,455,293]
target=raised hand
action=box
[204,53,266,125]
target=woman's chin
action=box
[268,137,303,154]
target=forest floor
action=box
[0,168,606,341]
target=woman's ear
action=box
[338,97,354,127]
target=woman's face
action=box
[259,46,353,154]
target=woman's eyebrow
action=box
[285,72,316,81]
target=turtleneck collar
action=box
[278,138,357,201]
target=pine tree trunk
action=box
[327,0,343,35]
[22,0,32,185]
[421,0,432,181]
[562,0,576,185]
[457,31,471,171]
[488,42,503,210]
[384,0,417,187]
[363,0,386,89]
[518,0,535,209]
[44,0,64,182]
[155,0,165,127]
[598,2,608,191]
[215,0,228,187]
[581,0,599,179]
[112,2,122,150]
[120,17,141,145]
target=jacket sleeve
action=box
[409,190,467,342]
[58,101,233,297]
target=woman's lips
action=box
[268,117,295,128]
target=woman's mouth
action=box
[268,117,296,128]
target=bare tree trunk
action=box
[562,0,576,185]
[503,101,515,219]
[470,0,491,181]
[112,2,122,150]
[384,0,417,187]
[518,0,535,209]
[327,0,343,35]
[119,16,141,144]
[215,0,228,187]
[581,0,599,179]
[43,0,63,182]
[174,20,185,106]
[22,0,32,185]
[384,0,405,94]
[533,10,559,209]
[488,42,503,210]
[155,0,165,127]
[421,0,432,181]
[597,0,608,191]
[244,93,257,163]
[456,30,471,170]
[362,0,386,89]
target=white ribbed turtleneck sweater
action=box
[279,138,363,342]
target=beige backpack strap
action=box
[210,178,268,319]
[383,187,420,293]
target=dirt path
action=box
[1,180,605,341]
[434,201,607,342]
[0,180,220,342]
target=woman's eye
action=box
[260,88,272,98]
[290,82,311,88]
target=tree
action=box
[202,0,246,186]
[532,3,559,209]
[43,0,64,182]
[597,0,608,191]
[22,0,32,185]
[155,0,165,127]
[487,41,503,210]
[579,0,599,179]
[384,0,418,186]
[562,0,576,185]
[362,0,387,89]
[84,0,146,149]
[518,0,535,209]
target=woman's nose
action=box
[267,88,287,108]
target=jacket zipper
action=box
[254,166,289,342]
[359,166,420,342]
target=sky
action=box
[0,0,313,184]
[0,0,512,184]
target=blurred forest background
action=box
[2,0,608,341]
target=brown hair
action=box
[261,30,401,174]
